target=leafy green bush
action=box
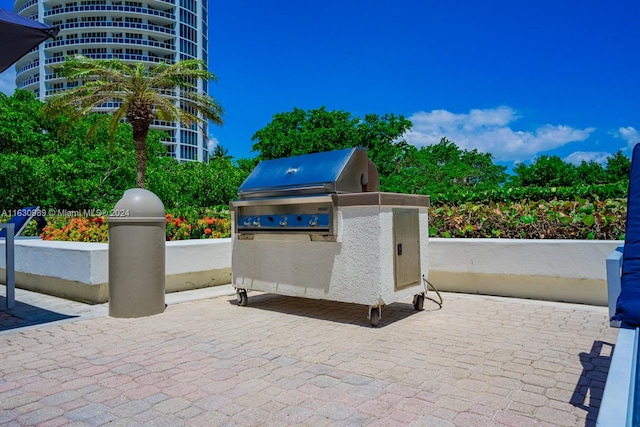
[6,198,625,242]
[429,198,626,240]
[428,182,628,205]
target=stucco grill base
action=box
[232,204,429,308]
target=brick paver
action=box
[0,289,618,426]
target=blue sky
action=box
[1,0,638,168]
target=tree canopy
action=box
[383,138,508,195]
[251,106,413,178]
[0,96,632,211]
[0,90,241,210]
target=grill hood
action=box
[237,147,379,199]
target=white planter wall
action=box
[0,237,621,306]
[0,238,232,303]
[429,238,622,306]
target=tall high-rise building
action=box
[13,0,210,162]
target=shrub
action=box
[165,213,231,240]
[429,198,626,240]
[3,199,625,242]
[41,216,109,242]
[30,208,233,243]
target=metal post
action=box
[606,245,624,328]
[1,223,15,309]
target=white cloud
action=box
[563,151,612,165]
[615,126,640,150]
[404,106,595,162]
[0,68,16,95]
[207,136,219,155]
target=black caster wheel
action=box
[237,290,248,306]
[370,307,381,327]
[413,293,425,311]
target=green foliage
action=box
[605,150,631,182]
[0,90,59,155]
[508,151,631,189]
[251,107,360,160]
[0,94,239,212]
[251,106,412,179]
[576,161,607,185]
[429,198,626,240]
[510,155,579,187]
[428,182,628,205]
[147,157,249,209]
[383,138,508,195]
[0,97,633,241]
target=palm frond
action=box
[47,55,223,143]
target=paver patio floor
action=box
[0,288,618,426]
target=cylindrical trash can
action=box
[108,188,166,318]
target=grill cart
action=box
[229,147,429,326]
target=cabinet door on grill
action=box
[393,208,421,291]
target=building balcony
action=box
[44,5,175,23]
[44,37,174,54]
[55,21,175,37]
[16,0,37,14]
[44,53,170,67]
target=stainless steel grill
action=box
[230,147,429,327]
[231,147,379,240]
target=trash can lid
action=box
[111,188,165,219]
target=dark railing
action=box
[46,37,174,51]
[55,21,174,36]
[44,53,171,66]
[0,223,15,309]
[45,5,175,20]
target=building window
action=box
[180,145,197,160]
[81,32,107,38]
[82,48,107,54]
[180,0,196,12]
[82,16,107,22]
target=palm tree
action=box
[212,144,231,160]
[48,55,223,188]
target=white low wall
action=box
[0,237,622,306]
[429,238,622,306]
[0,238,232,304]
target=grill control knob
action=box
[243,217,252,226]
[252,217,261,227]
[309,215,319,226]
[279,216,288,226]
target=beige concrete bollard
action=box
[108,188,166,318]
